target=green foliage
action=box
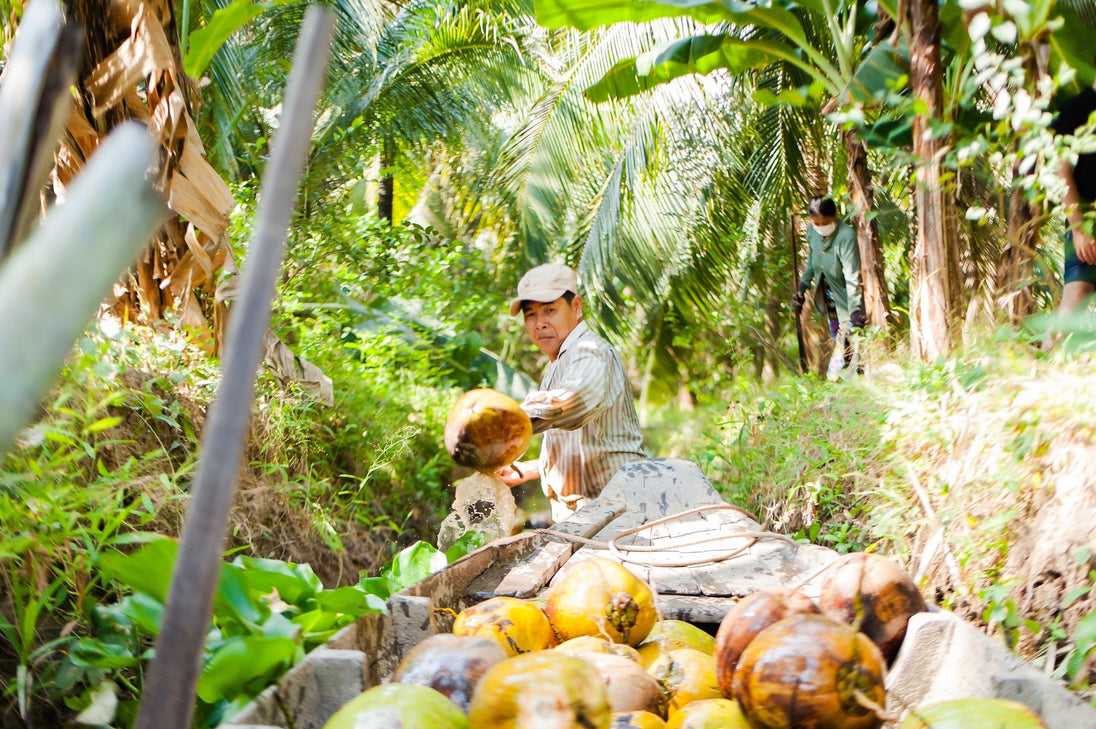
[0,301,494,724]
[690,376,886,554]
[0,328,205,726]
[2,458,479,729]
[979,581,1041,650]
[184,0,290,78]
[1052,548,1096,690]
[66,536,388,722]
[690,338,1096,697]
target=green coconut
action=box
[898,698,1048,729]
[322,683,468,729]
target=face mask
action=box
[813,222,837,237]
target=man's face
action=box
[522,296,582,361]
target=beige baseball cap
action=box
[509,263,578,316]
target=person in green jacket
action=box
[792,196,866,378]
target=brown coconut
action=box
[391,633,507,712]
[713,587,819,697]
[444,388,532,471]
[581,652,668,717]
[818,552,927,663]
[732,613,887,729]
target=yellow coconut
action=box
[612,710,670,729]
[665,698,750,729]
[452,596,557,656]
[468,651,612,729]
[545,556,657,646]
[557,635,643,662]
[322,683,467,729]
[647,648,722,718]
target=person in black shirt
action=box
[1051,66,1096,317]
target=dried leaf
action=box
[167,172,229,242]
[147,85,186,147]
[263,332,335,406]
[85,3,173,115]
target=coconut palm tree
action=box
[537,0,898,334]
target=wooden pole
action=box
[790,217,808,374]
[133,8,334,729]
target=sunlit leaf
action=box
[196,635,298,702]
[445,530,486,562]
[585,34,780,102]
[84,416,123,434]
[382,540,448,588]
[313,585,387,614]
[185,0,273,78]
[233,555,323,606]
[97,536,178,602]
[356,576,397,602]
[534,0,710,30]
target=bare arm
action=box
[1061,158,1096,265]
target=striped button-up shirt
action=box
[520,321,647,502]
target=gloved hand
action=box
[849,309,866,329]
[792,283,807,313]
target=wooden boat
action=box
[224,459,1096,729]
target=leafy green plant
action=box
[979,582,1041,650]
[689,377,884,552]
[0,577,67,723]
[0,327,199,725]
[1064,610,1096,691]
[1048,549,1096,690]
[53,533,486,726]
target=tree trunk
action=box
[843,129,893,329]
[790,219,808,373]
[907,0,962,360]
[993,40,1049,323]
[995,184,1039,321]
[378,133,395,223]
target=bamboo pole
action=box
[0,123,164,454]
[133,8,334,729]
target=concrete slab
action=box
[222,648,366,729]
[886,611,1096,728]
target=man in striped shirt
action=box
[497,263,647,522]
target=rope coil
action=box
[534,503,799,569]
